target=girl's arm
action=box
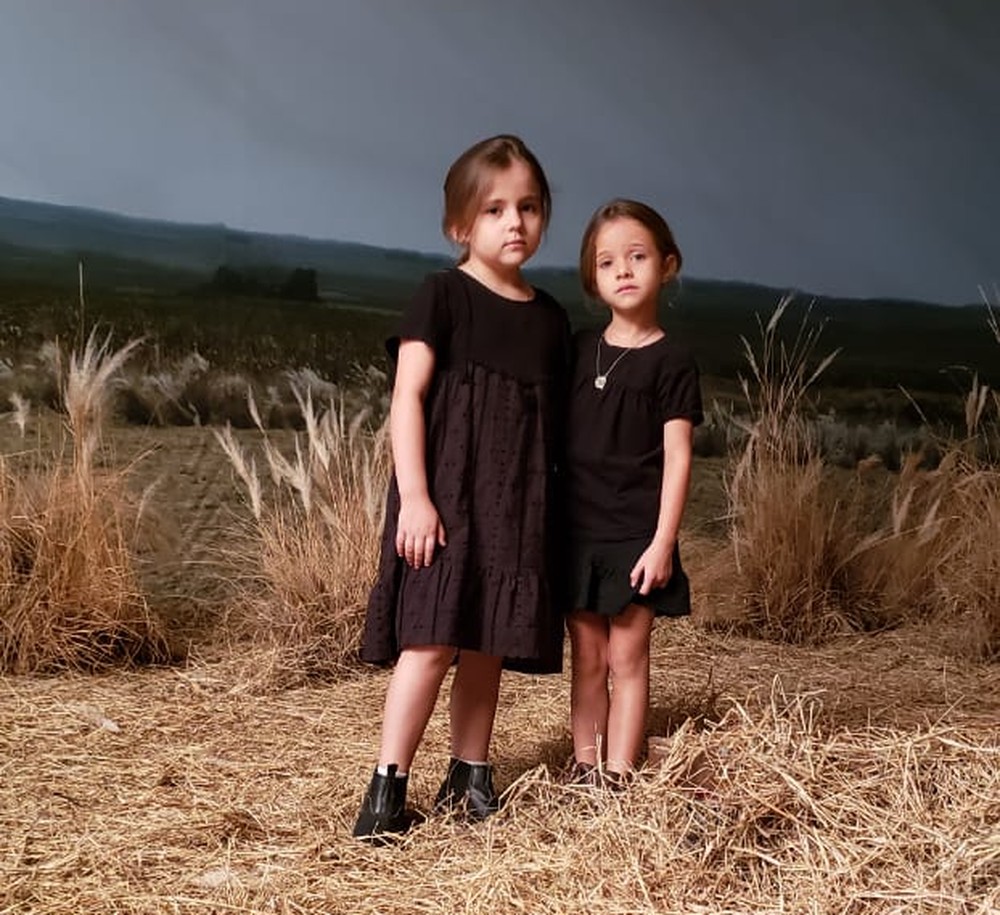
[630,418,694,595]
[391,339,447,569]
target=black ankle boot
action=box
[603,769,631,792]
[568,761,602,788]
[434,757,500,820]
[352,765,417,842]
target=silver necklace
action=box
[594,330,656,390]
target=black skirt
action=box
[568,537,691,619]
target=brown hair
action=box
[442,134,551,262]
[579,198,683,298]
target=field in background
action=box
[2,272,995,466]
[3,191,997,435]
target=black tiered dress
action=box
[360,268,570,674]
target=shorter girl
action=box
[565,199,703,783]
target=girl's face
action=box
[592,217,677,317]
[453,158,544,279]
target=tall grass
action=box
[0,332,167,672]
[1,333,391,431]
[863,450,1000,659]
[726,297,1000,659]
[861,313,1000,659]
[723,298,878,643]
[215,386,390,685]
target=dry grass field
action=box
[2,613,998,914]
[1,413,998,914]
[1,317,999,913]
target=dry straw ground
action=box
[2,320,999,913]
[2,620,998,914]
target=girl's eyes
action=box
[597,251,647,269]
[483,201,538,216]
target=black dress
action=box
[565,327,703,617]
[361,268,570,673]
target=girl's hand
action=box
[396,495,447,569]
[630,540,674,596]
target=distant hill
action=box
[0,195,451,303]
[1,194,996,392]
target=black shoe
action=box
[352,765,420,843]
[434,757,500,820]
[603,769,632,792]
[567,761,602,788]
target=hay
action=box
[2,624,997,914]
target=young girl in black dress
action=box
[566,199,703,784]
[353,135,570,840]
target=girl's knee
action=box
[568,618,609,679]
[570,639,609,680]
[608,644,650,681]
[607,616,652,679]
[399,644,456,677]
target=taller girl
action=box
[354,135,569,840]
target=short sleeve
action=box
[658,349,704,427]
[386,272,453,364]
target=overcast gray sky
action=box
[1,0,997,304]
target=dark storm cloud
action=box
[0,0,997,303]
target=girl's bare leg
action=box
[606,603,655,775]
[449,650,504,760]
[378,644,456,771]
[567,609,611,766]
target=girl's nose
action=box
[616,260,632,277]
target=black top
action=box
[362,268,571,673]
[566,327,703,542]
[391,269,568,384]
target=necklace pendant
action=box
[594,375,607,390]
